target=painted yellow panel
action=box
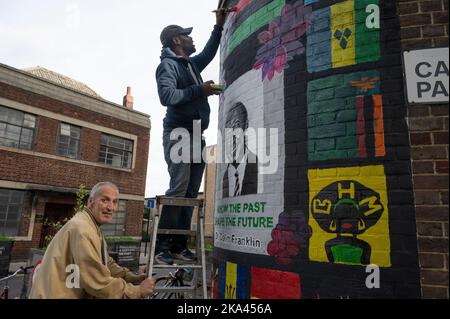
[225,262,237,299]
[308,165,391,267]
[331,0,356,68]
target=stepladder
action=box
[146,196,208,299]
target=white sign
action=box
[404,47,449,104]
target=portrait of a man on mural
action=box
[222,102,259,198]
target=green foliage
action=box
[42,184,87,250]
[74,184,88,213]
[105,236,138,243]
[42,217,71,250]
[0,236,14,241]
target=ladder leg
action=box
[144,196,207,299]
[147,203,162,279]
[199,205,207,299]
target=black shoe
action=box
[173,249,196,262]
[155,251,174,265]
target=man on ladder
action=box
[154,8,228,265]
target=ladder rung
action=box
[153,264,203,269]
[157,229,197,236]
[156,196,203,207]
[154,286,196,293]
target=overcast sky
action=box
[0,0,222,198]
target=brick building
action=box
[398,0,449,299]
[211,0,448,299]
[0,63,151,261]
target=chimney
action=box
[123,86,134,109]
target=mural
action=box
[308,70,386,161]
[306,0,380,73]
[221,0,312,86]
[217,262,250,299]
[251,267,301,298]
[215,0,421,298]
[215,68,285,255]
[222,102,258,198]
[253,1,312,81]
[226,0,286,56]
[213,262,302,299]
[267,211,311,265]
[308,166,390,266]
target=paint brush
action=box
[212,7,237,13]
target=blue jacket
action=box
[156,25,223,132]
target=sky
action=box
[0,0,223,198]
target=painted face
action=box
[311,180,384,236]
[225,103,249,163]
[332,199,364,234]
[87,186,119,225]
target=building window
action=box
[102,200,127,236]
[0,189,26,237]
[0,105,36,150]
[57,123,81,159]
[99,134,133,169]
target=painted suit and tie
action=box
[221,102,258,199]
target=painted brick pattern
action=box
[213,0,446,299]
[307,70,384,161]
[306,0,381,73]
[227,0,286,54]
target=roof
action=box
[22,66,102,98]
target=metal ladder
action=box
[146,196,207,299]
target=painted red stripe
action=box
[251,267,301,299]
[373,95,386,157]
[357,96,368,158]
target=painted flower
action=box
[254,22,287,81]
[253,2,312,81]
[267,211,312,266]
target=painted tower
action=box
[211,0,444,299]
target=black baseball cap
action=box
[160,25,193,47]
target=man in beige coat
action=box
[29,182,155,299]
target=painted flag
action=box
[218,262,249,299]
[227,0,286,55]
[307,0,380,73]
[251,267,301,299]
[307,70,386,161]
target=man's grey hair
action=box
[89,182,119,199]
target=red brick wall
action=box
[125,201,144,237]
[11,197,45,260]
[0,82,150,196]
[81,128,102,163]
[1,79,150,261]
[398,0,449,299]
[34,117,59,154]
